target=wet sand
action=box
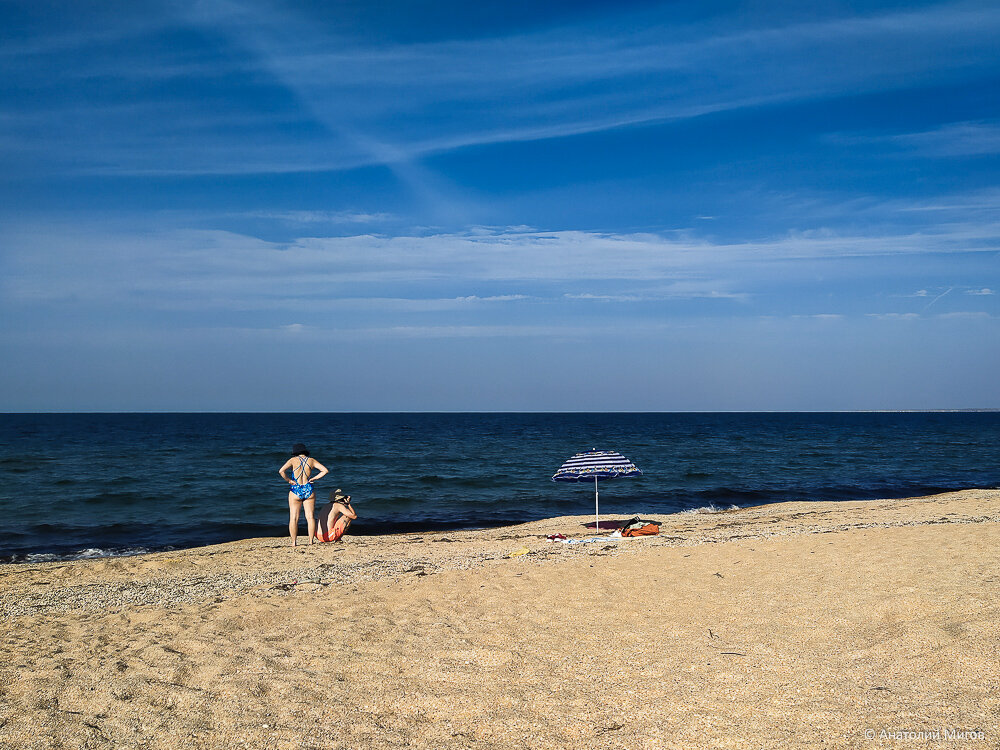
[1,489,998,749]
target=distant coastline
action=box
[3,408,1000,415]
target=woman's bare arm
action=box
[309,459,330,482]
[278,458,293,483]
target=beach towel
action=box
[564,536,621,544]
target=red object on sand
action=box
[316,515,351,543]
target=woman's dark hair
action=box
[291,443,310,457]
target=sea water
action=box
[1,412,998,562]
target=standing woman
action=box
[279,443,329,547]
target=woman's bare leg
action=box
[288,493,302,546]
[304,497,316,543]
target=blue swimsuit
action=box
[289,456,313,500]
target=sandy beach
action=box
[1,489,998,749]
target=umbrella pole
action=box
[594,475,599,533]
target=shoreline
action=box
[4,489,998,619]
[3,489,998,748]
[13,482,992,565]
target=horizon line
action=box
[3,409,999,416]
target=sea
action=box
[1,412,998,563]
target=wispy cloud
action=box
[4,1,1000,176]
[835,121,1000,157]
[866,312,920,320]
[898,286,996,299]
[4,218,997,318]
[564,293,648,302]
[564,287,747,301]
[892,121,1000,156]
[189,319,699,343]
[236,210,395,224]
[921,286,954,311]
[890,188,1000,214]
[936,311,992,319]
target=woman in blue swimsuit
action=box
[278,443,329,547]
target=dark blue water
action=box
[1,412,998,562]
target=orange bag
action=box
[621,523,659,537]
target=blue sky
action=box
[1,0,998,411]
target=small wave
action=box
[328,454,381,463]
[75,546,152,559]
[80,492,146,506]
[415,475,495,488]
[681,503,741,515]
[19,546,153,563]
[108,475,142,485]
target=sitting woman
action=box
[315,489,357,542]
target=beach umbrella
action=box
[552,450,642,531]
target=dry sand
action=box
[1,489,998,749]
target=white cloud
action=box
[895,285,996,301]
[453,295,529,303]
[230,321,677,341]
[564,287,746,302]
[199,1,1000,169]
[891,188,1000,214]
[892,121,1000,157]
[4,221,998,313]
[937,311,993,319]
[831,121,1000,158]
[6,2,1000,176]
[238,210,395,224]
[564,293,647,301]
[921,287,954,311]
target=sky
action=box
[1,0,998,411]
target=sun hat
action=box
[331,488,351,502]
[291,443,310,456]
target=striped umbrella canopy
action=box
[552,450,642,531]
